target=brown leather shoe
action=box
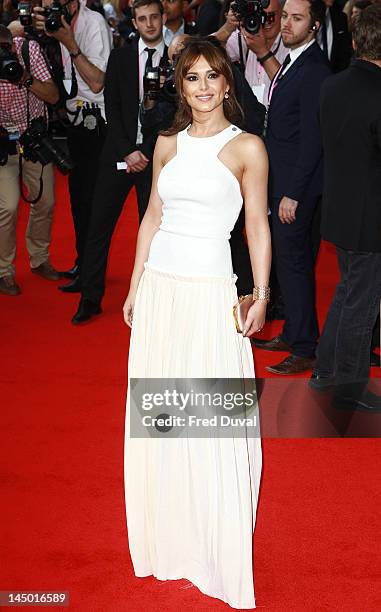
[0,275,21,296]
[31,261,62,281]
[251,334,291,352]
[266,355,316,375]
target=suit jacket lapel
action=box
[272,42,318,98]
[129,37,139,105]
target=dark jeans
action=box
[80,161,152,304]
[67,122,107,269]
[316,247,381,397]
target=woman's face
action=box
[182,55,229,115]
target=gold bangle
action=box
[252,286,270,302]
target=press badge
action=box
[6,126,20,141]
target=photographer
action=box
[0,24,60,296]
[71,0,167,323]
[33,0,112,291]
[214,0,289,106]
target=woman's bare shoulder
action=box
[231,131,267,166]
[157,132,178,144]
[155,133,177,152]
[234,131,265,151]
[154,133,178,163]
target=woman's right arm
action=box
[123,135,172,326]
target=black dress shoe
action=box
[61,265,79,279]
[266,355,316,375]
[371,351,380,367]
[251,334,291,352]
[333,390,381,413]
[58,277,81,293]
[308,371,335,392]
[71,298,102,325]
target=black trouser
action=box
[316,247,381,397]
[230,207,253,296]
[269,197,322,314]
[67,122,107,270]
[80,161,152,304]
[372,315,380,350]
[270,196,320,358]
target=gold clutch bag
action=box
[233,295,253,334]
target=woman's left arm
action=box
[240,134,271,336]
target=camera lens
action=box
[4,59,24,82]
[45,16,61,32]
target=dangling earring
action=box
[224,91,229,99]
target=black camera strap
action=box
[238,31,249,72]
[18,153,44,205]
[18,39,45,205]
[64,59,78,99]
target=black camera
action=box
[19,117,73,174]
[161,64,177,99]
[0,46,24,82]
[231,0,270,35]
[43,0,73,33]
[143,63,177,101]
[18,1,33,27]
[143,65,161,100]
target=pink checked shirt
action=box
[0,37,51,135]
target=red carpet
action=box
[1,173,381,611]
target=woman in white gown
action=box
[123,38,271,609]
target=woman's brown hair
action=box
[164,37,244,136]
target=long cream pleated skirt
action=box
[124,266,262,609]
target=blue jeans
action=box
[315,247,381,398]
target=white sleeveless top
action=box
[146,124,243,278]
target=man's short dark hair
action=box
[0,24,13,45]
[131,0,164,19]
[353,3,381,60]
[307,0,326,30]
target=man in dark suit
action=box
[319,0,352,72]
[71,0,166,323]
[252,0,331,374]
[310,4,381,410]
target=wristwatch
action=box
[70,48,82,59]
[257,51,274,65]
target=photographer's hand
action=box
[33,9,105,94]
[33,6,48,33]
[241,26,268,57]
[213,8,239,44]
[19,69,59,105]
[48,15,78,50]
[124,151,149,174]
[241,26,281,80]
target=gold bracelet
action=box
[252,286,270,302]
